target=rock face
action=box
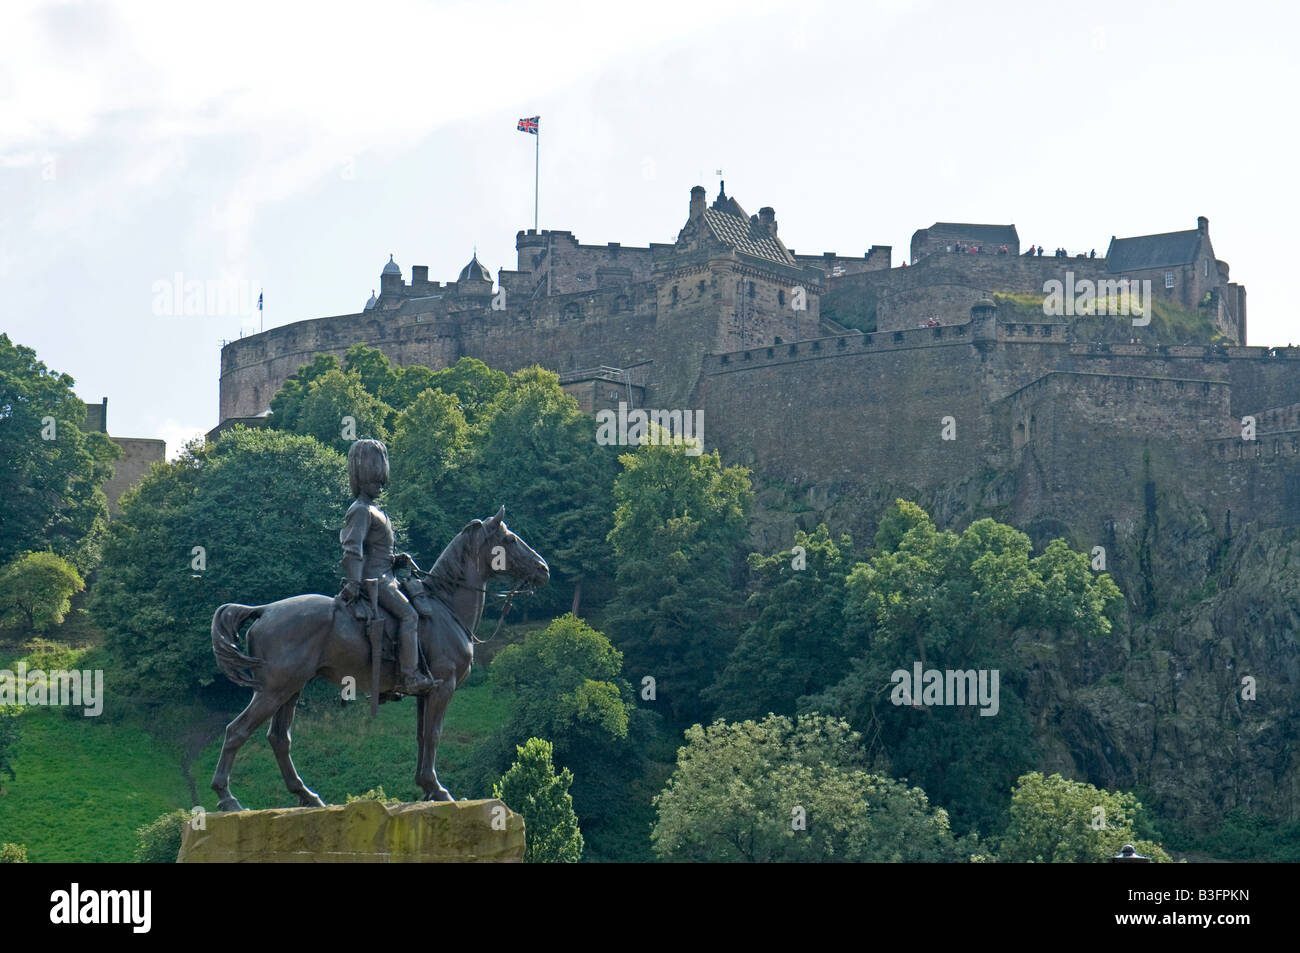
[178,799,525,863]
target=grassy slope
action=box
[0,634,510,861]
[192,674,509,812]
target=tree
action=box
[267,366,392,455]
[385,388,473,561]
[999,772,1171,862]
[0,843,28,863]
[489,614,633,759]
[708,524,854,720]
[605,439,753,724]
[422,357,508,426]
[481,613,659,860]
[93,427,349,697]
[470,367,619,617]
[0,552,85,633]
[804,501,1124,837]
[493,738,584,862]
[652,713,972,862]
[0,333,119,571]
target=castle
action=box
[216,184,1300,592]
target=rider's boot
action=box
[395,617,434,696]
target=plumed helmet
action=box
[347,439,390,497]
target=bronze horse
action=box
[209,506,548,810]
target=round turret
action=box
[364,290,377,311]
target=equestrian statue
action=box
[208,438,549,810]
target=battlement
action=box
[789,246,892,277]
[1207,430,1300,463]
[514,228,655,296]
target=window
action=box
[778,289,785,307]
[1165,271,1175,289]
[1204,260,1209,278]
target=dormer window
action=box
[1165,271,1175,289]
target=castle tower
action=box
[379,255,402,298]
[456,253,493,299]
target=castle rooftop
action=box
[702,182,793,266]
[1106,223,1206,273]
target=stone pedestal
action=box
[178,798,524,863]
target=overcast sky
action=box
[3,0,1296,455]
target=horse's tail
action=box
[211,603,268,689]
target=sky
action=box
[3,0,1297,457]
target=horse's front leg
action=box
[416,675,456,801]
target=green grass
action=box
[994,291,1224,345]
[0,707,191,862]
[0,634,512,860]
[191,677,510,812]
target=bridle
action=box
[409,564,537,645]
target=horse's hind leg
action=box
[268,692,326,808]
[211,690,285,811]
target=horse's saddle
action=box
[332,578,437,710]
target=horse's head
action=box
[469,505,550,589]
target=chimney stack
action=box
[758,206,776,236]
[1198,216,1209,234]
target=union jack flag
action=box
[517,116,539,135]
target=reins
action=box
[409,565,534,645]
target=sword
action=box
[365,578,381,716]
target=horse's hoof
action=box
[298,792,327,808]
[218,796,244,812]
[424,788,455,803]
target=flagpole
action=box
[534,119,539,231]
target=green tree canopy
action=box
[652,713,973,862]
[0,334,119,571]
[999,772,1171,862]
[268,366,392,454]
[490,613,633,755]
[481,613,661,861]
[423,357,509,426]
[493,737,584,863]
[605,439,753,724]
[0,552,85,633]
[386,387,473,559]
[93,427,349,697]
[804,500,1124,837]
[708,524,854,720]
[470,366,619,617]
